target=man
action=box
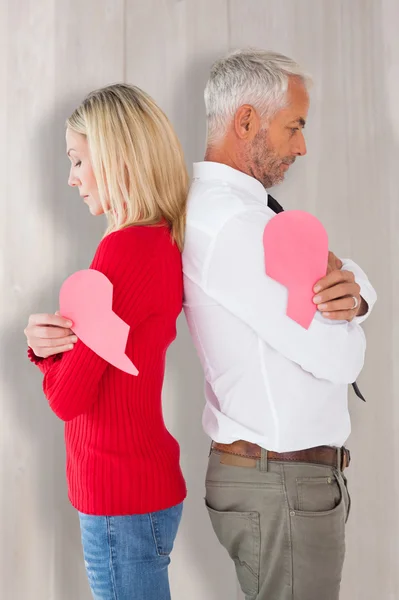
[183,49,376,600]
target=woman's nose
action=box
[68,171,80,187]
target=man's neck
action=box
[204,147,244,174]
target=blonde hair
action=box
[66,84,189,250]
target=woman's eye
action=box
[74,161,82,168]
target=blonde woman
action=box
[24,84,188,600]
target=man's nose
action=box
[293,130,307,156]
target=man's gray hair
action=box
[204,48,312,145]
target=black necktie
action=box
[267,194,366,402]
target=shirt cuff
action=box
[354,283,377,325]
[340,260,377,325]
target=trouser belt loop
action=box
[260,448,268,472]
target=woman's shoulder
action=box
[90,224,181,299]
[105,223,174,245]
[97,224,161,251]
[93,224,178,266]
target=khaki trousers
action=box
[205,449,351,600]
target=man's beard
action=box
[249,130,295,189]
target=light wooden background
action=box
[0,1,396,599]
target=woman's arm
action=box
[27,228,156,421]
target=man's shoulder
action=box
[186,178,270,238]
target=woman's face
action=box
[66,128,104,216]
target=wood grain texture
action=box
[229,2,396,599]
[124,2,238,598]
[0,2,124,599]
[0,1,397,598]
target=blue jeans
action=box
[79,503,183,600]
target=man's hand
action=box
[24,312,77,358]
[327,251,343,274]
[313,252,367,322]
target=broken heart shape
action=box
[263,211,329,329]
[59,269,138,375]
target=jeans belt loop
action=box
[259,447,268,472]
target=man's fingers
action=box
[314,269,354,293]
[327,252,336,275]
[326,251,343,274]
[28,313,73,328]
[314,283,360,306]
[316,296,359,314]
[315,269,354,292]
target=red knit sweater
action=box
[28,224,187,515]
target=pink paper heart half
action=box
[263,210,329,329]
[59,269,138,375]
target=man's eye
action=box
[288,128,300,138]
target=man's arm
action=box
[313,255,377,324]
[341,259,377,323]
[203,210,366,385]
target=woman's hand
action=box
[24,312,77,358]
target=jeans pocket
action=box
[149,502,183,557]
[295,473,342,514]
[205,500,260,600]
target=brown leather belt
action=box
[212,440,351,470]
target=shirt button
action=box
[327,477,332,484]
[290,511,295,517]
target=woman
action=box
[24,84,188,600]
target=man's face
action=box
[245,77,310,188]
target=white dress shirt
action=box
[183,162,377,452]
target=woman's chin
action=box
[88,205,105,217]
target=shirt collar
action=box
[193,161,269,206]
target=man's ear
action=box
[234,105,261,140]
